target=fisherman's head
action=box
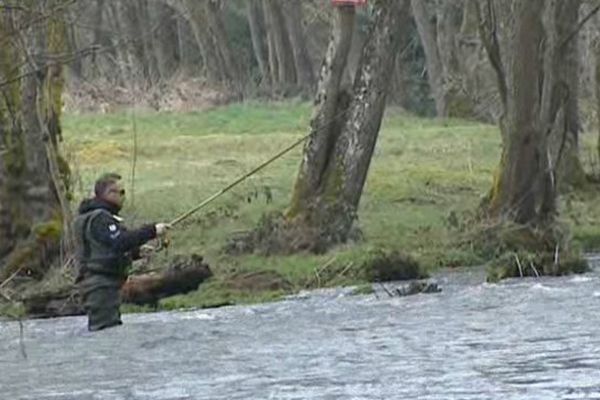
[95,172,125,210]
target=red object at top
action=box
[332,0,367,6]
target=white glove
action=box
[155,223,171,236]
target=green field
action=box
[61,102,600,310]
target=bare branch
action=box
[0,0,78,47]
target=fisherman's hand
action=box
[155,223,172,236]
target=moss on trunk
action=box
[0,2,70,280]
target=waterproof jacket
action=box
[74,198,156,279]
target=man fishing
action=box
[74,173,170,331]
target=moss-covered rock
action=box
[486,249,589,283]
[32,218,63,242]
[358,249,427,283]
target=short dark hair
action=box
[94,172,122,197]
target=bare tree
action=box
[240,0,408,254]
[479,0,583,225]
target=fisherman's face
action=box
[103,182,126,209]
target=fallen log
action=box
[121,254,212,307]
[21,285,83,319]
[22,254,212,318]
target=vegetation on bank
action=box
[23,102,600,311]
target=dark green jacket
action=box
[74,198,156,279]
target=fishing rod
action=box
[154,133,310,250]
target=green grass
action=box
[60,101,600,311]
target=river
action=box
[2,260,600,399]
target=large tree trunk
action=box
[0,3,70,280]
[486,0,578,225]
[280,0,406,252]
[488,0,551,223]
[477,0,591,280]
[287,5,356,215]
[554,0,586,189]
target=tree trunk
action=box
[455,0,500,122]
[411,0,447,117]
[247,0,271,85]
[0,3,69,279]
[169,0,238,91]
[262,0,296,87]
[287,5,356,215]
[168,0,221,84]
[596,39,600,165]
[554,0,586,189]
[140,0,166,84]
[487,0,576,224]
[65,6,82,79]
[90,0,107,77]
[282,1,316,92]
[281,0,406,252]
[390,0,415,108]
[148,1,179,80]
[203,0,240,92]
[413,0,482,118]
[107,1,133,86]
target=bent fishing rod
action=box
[170,133,308,226]
[153,133,310,251]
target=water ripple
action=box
[1,266,600,399]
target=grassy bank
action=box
[60,102,600,310]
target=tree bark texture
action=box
[0,3,69,279]
[487,0,580,224]
[247,0,271,85]
[411,0,447,117]
[262,0,296,86]
[282,1,316,91]
[284,0,406,250]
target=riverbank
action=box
[6,102,600,315]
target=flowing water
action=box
[2,259,600,399]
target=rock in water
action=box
[394,280,441,297]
